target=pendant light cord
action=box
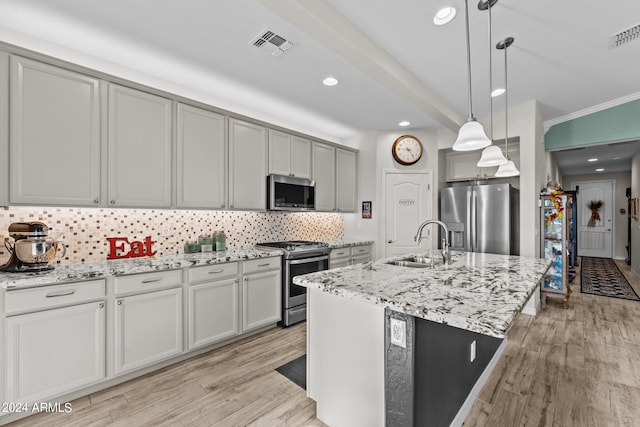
[504,42,509,159]
[488,2,493,140]
[464,0,474,120]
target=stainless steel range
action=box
[256,240,330,326]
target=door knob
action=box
[387,240,395,244]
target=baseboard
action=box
[449,338,508,427]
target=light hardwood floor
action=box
[7,259,640,426]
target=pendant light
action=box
[452,0,492,151]
[495,36,520,177]
[477,0,508,167]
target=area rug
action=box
[275,354,306,390]
[581,257,640,301]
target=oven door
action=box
[285,255,329,309]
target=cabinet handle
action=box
[93,199,99,204]
[257,263,270,267]
[110,200,115,205]
[221,204,225,208]
[244,277,249,281]
[141,278,162,284]
[45,289,75,298]
[336,251,346,256]
[208,269,224,274]
[99,303,104,308]
[117,300,122,305]
[230,205,234,209]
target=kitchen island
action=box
[293,251,551,427]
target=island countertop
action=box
[293,251,551,338]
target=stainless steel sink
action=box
[386,255,443,268]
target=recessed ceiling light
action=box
[398,121,411,127]
[433,6,456,26]
[612,156,622,160]
[596,168,605,172]
[491,88,505,97]
[322,76,339,86]
[587,158,598,162]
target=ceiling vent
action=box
[250,28,294,57]
[609,23,640,50]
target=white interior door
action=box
[572,180,614,258]
[384,172,432,257]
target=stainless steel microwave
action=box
[267,174,316,211]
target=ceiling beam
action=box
[258,0,464,132]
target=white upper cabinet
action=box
[291,136,312,179]
[10,56,101,206]
[229,118,267,210]
[312,142,336,211]
[107,84,173,207]
[445,141,520,182]
[335,148,357,212]
[0,52,9,207]
[176,104,226,209]
[268,129,312,179]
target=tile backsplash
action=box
[0,207,344,265]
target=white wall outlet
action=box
[470,340,476,362]
[390,318,406,348]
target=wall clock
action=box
[392,135,423,165]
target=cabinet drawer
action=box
[242,257,281,274]
[114,269,182,296]
[330,248,350,260]
[351,245,371,256]
[188,262,238,284]
[5,280,105,315]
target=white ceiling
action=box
[1,0,640,174]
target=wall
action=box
[0,207,343,265]
[631,151,640,275]
[565,172,631,260]
[343,129,439,260]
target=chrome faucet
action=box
[414,219,451,264]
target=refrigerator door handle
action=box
[472,191,478,252]
[466,189,473,251]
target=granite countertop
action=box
[326,238,374,248]
[293,251,551,338]
[0,249,282,289]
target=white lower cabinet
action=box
[114,286,182,375]
[5,301,105,403]
[242,269,281,332]
[330,244,372,269]
[187,261,240,351]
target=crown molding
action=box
[544,91,640,133]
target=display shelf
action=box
[540,193,572,308]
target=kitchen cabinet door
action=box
[108,84,172,208]
[242,269,281,331]
[10,56,101,206]
[114,287,182,375]
[312,142,336,211]
[335,148,357,212]
[268,131,312,179]
[177,104,226,209]
[188,277,239,349]
[268,129,291,177]
[445,151,481,182]
[0,52,9,207]
[290,136,312,179]
[5,301,105,403]
[229,118,267,210]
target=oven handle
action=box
[287,255,329,265]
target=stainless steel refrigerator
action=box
[440,184,519,255]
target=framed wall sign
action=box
[362,201,372,219]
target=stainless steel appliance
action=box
[256,240,329,326]
[440,183,519,255]
[1,222,66,272]
[267,174,316,211]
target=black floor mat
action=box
[275,354,306,390]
